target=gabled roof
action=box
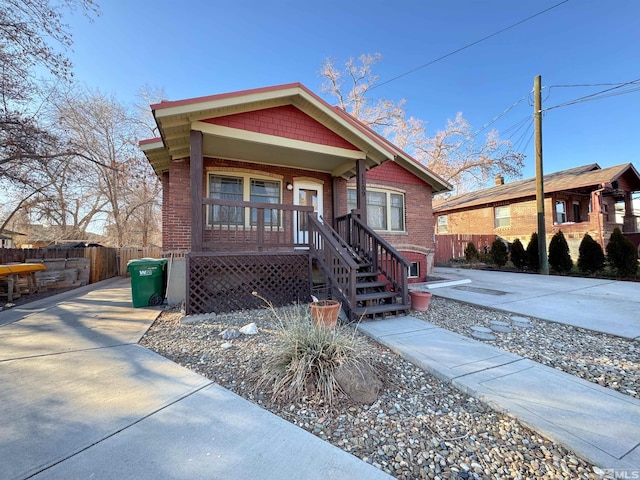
[140,83,451,193]
[434,163,640,212]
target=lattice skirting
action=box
[186,252,310,315]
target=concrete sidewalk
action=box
[423,267,640,339]
[0,278,390,480]
[359,316,640,470]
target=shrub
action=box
[464,242,479,263]
[548,230,573,274]
[510,238,527,270]
[526,232,540,272]
[490,238,508,266]
[606,228,638,277]
[577,233,605,274]
[255,302,372,405]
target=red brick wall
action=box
[366,160,429,186]
[163,161,191,251]
[435,195,611,259]
[203,105,359,150]
[345,161,436,278]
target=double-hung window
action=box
[437,215,448,233]
[347,188,405,232]
[208,173,281,226]
[494,205,510,228]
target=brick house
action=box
[433,163,640,259]
[140,83,450,318]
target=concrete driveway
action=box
[0,278,390,480]
[427,267,640,339]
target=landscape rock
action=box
[334,360,382,404]
[239,322,259,335]
[219,328,240,340]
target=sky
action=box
[64,0,639,184]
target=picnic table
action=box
[0,263,46,303]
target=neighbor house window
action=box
[208,173,281,226]
[347,188,405,232]
[556,200,567,224]
[494,206,510,228]
[437,215,448,233]
[409,261,420,278]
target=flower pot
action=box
[309,299,341,327]
[409,290,432,312]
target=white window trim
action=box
[437,215,448,233]
[206,170,283,228]
[494,205,511,229]
[555,200,567,224]
[408,261,420,279]
[347,187,406,233]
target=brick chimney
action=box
[494,175,505,186]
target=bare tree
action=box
[320,54,524,193]
[50,88,161,247]
[0,0,99,168]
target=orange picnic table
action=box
[0,263,46,303]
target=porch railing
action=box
[201,198,315,252]
[308,215,359,316]
[336,212,410,307]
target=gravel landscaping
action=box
[412,297,640,400]
[138,296,623,479]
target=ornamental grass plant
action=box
[253,296,372,406]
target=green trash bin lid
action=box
[126,258,168,273]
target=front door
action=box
[293,180,323,245]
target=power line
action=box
[545,78,640,111]
[549,82,638,88]
[370,0,569,91]
[469,92,531,139]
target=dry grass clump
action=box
[254,302,372,405]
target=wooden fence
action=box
[0,246,162,284]
[435,234,497,264]
[117,247,163,276]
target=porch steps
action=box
[353,261,410,320]
[353,303,409,319]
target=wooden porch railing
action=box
[201,198,314,252]
[308,215,359,317]
[336,213,410,307]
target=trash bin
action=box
[127,258,168,307]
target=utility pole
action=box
[534,75,549,275]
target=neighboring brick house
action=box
[140,83,451,318]
[433,163,640,259]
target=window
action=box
[494,206,510,228]
[250,179,280,225]
[209,175,243,225]
[437,215,448,233]
[208,173,281,226]
[347,188,405,232]
[556,200,567,224]
[409,261,420,278]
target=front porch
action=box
[185,197,411,320]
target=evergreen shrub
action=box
[526,232,540,272]
[510,238,527,270]
[577,233,605,274]
[548,230,573,274]
[606,228,638,277]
